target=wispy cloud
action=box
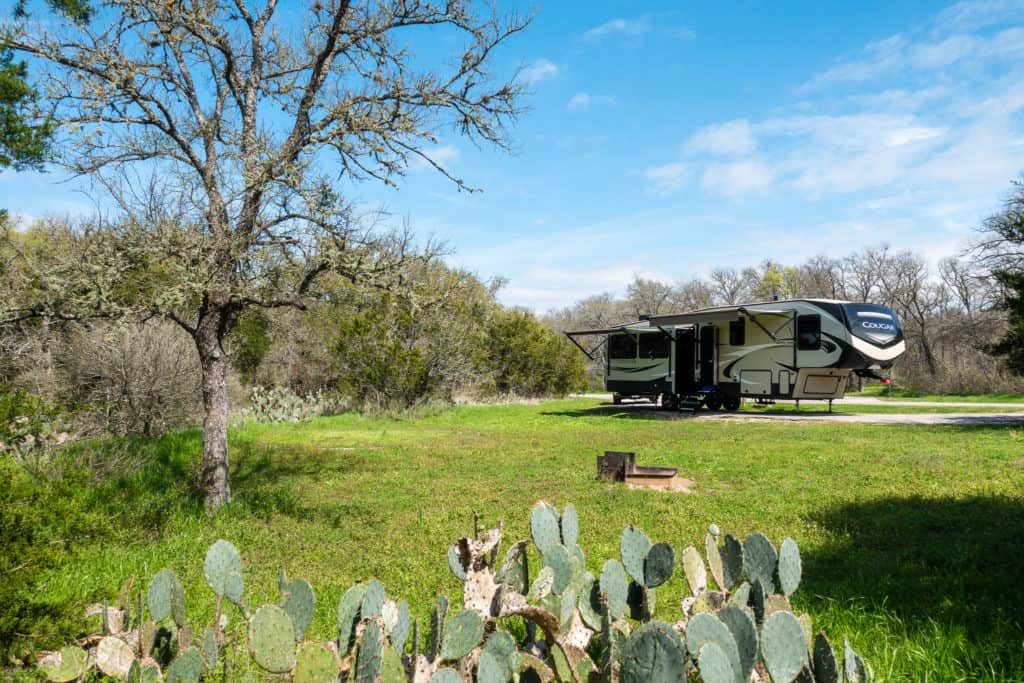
[566,93,617,110]
[700,160,775,196]
[519,59,559,85]
[685,119,758,156]
[584,16,651,39]
[408,144,460,172]
[644,163,691,196]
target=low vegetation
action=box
[3,399,1022,680]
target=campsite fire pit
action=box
[596,451,692,492]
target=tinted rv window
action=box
[797,315,821,350]
[608,333,637,359]
[638,333,670,359]
[729,319,745,345]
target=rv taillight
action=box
[883,378,891,385]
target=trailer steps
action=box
[678,395,704,413]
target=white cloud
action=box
[520,59,558,85]
[935,0,1024,32]
[700,160,775,196]
[884,125,948,146]
[566,93,617,110]
[409,144,460,172]
[584,16,651,39]
[644,163,691,195]
[685,119,757,156]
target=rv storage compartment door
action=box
[740,370,772,396]
[792,368,849,399]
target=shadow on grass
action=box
[803,495,1024,675]
[541,402,687,420]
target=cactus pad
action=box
[719,604,757,682]
[201,627,217,670]
[561,503,580,547]
[354,620,384,683]
[681,545,707,596]
[380,645,405,683]
[281,577,315,641]
[599,559,629,619]
[559,588,577,632]
[294,642,339,683]
[336,583,366,654]
[96,636,135,679]
[720,534,744,589]
[627,581,654,621]
[742,533,777,594]
[619,620,686,683]
[686,613,741,682]
[495,540,529,595]
[530,502,561,554]
[778,537,802,598]
[619,526,653,584]
[429,670,460,683]
[697,641,736,683]
[148,569,175,623]
[528,565,555,601]
[479,631,519,682]
[392,600,411,653]
[542,543,572,594]
[844,639,868,683]
[39,645,88,683]
[812,633,839,683]
[643,542,675,588]
[705,533,725,589]
[749,579,766,624]
[361,579,387,619]
[440,609,484,661]
[165,646,202,683]
[430,595,449,659]
[204,540,243,602]
[578,577,603,630]
[248,604,297,673]
[446,545,466,581]
[761,611,809,683]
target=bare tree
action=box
[709,267,747,305]
[4,0,529,509]
[625,276,675,318]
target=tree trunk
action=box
[195,308,232,510]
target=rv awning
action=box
[562,321,650,337]
[646,305,789,326]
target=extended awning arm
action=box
[738,307,779,342]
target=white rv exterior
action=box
[565,299,906,410]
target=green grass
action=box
[7,398,1024,681]
[850,384,1024,403]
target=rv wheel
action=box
[661,393,679,411]
[704,395,723,410]
[612,393,622,405]
[723,396,741,411]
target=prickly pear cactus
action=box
[643,542,675,588]
[778,537,802,598]
[165,646,202,683]
[696,641,736,683]
[560,503,580,547]
[204,540,243,603]
[719,534,744,590]
[620,526,652,584]
[761,611,809,683]
[294,642,339,683]
[619,620,686,683]
[281,577,315,641]
[599,559,629,619]
[530,502,561,554]
[336,583,366,654]
[354,619,384,683]
[813,633,840,683]
[686,613,741,683]
[148,568,185,624]
[440,609,483,661]
[38,646,87,683]
[742,532,778,594]
[718,604,757,682]
[248,604,296,673]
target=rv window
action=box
[797,315,821,350]
[638,333,670,359]
[608,333,638,359]
[729,319,745,345]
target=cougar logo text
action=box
[862,322,896,331]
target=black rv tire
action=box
[612,393,622,405]
[705,395,723,410]
[723,396,741,411]
[662,393,679,411]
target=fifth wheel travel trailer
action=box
[565,299,906,411]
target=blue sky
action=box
[3,0,1024,311]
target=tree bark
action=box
[195,307,231,510]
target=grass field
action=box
[8,398,1024,681]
